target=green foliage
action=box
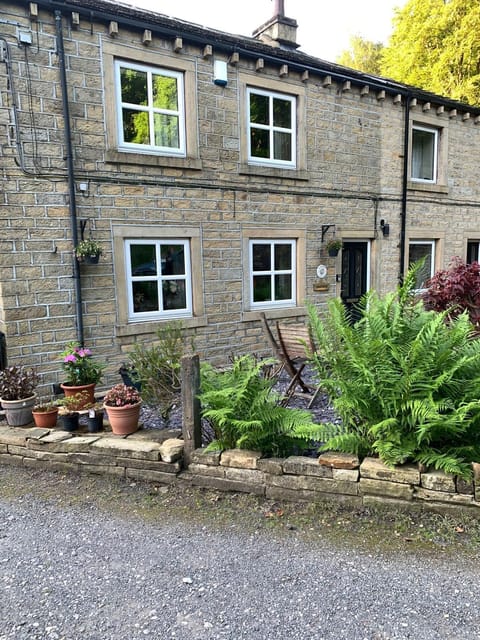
[308,267,480,479]
[127,321,191,421]
[199,354,334,457]
[336,35,384,75]
[381,0,480,105]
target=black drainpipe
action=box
[54,10,84,346]
[399,92,411,283]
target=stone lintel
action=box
[318,452,359,469]
[283,456,333,478]
[92,438,161,460]
[190,448,221,466]
[220,449,262,469]
[360,478,413,500]
[257,457,284,475]
[360,457,420,485]
[421,470,456,493]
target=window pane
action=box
[273,131,292,161]
[132,281,159,312]
[250,93,269,125]
[152,74,178,110]
[130,244,157,275]
[275,274,292,300]
[162,280,186,310]
[253,275,271,302]
[412,129,435,181]
[273,98,291,128]
[252,244,271,271]
[274,244,292,270]
[121,68,147,105]
[153,114,179,148]
[409,243,433,289]
[250,128,269,158]
[122,109,149,145]
[161,244,185,276]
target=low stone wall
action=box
[182,449,480,514]
[1,425,479,515]
[0,426,184,484]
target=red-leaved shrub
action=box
[422,257,480,330]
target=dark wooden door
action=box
[340,242,369,323]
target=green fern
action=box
[199,354,328,456]
[308,262,480,480]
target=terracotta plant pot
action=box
[32,407,59,428]
[104,402,141,436]
[0,394,37,426]
[60,382,95,408]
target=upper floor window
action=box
[409,240,435,290]
[115,61,185,156]
[247,88,296,168]
[411,125,438,183]
[249,239,296,308]
[467,241,480,264]
[125,239,192,320]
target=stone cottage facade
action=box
[1,0,480,391]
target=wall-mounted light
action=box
[380,219,390,237]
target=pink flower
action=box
[64,354,77,363]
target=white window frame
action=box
[408,240,435,291]
[411,125,438,184]
[125,239,192,321]
[115,60,186,156]
[249,239,296,308]
[247,88,296,168]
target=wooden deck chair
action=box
[260,313,319,406]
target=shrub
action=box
[0,365,39,400]
[422,257,480,330]
[127,321,191,421]
[199,354,334,457]
[307,267,480,479]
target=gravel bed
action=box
[1,468,479,640]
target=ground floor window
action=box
[249,239,296,308]
[125,239,192,320]
[408,240,435,290]
[467,241,480,264]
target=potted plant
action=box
[32,400,59,428]
[83,401,104,433]
[75,238,102,264]
[103,384,142,435]
[60,342,105,408]
[57,391,90,432]
[0,365,39,426]
[325,239,343,257]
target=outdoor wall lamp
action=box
[380,219,390,237]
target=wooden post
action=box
[181,354,202,464]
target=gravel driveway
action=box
[1,466,479,640]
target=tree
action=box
[381,0,480,106]
[336,35,384,76]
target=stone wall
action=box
[2,423,477,515]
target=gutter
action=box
[54,9,84,346]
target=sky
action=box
[126,0,407,63]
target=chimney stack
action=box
[252,0,299,50]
